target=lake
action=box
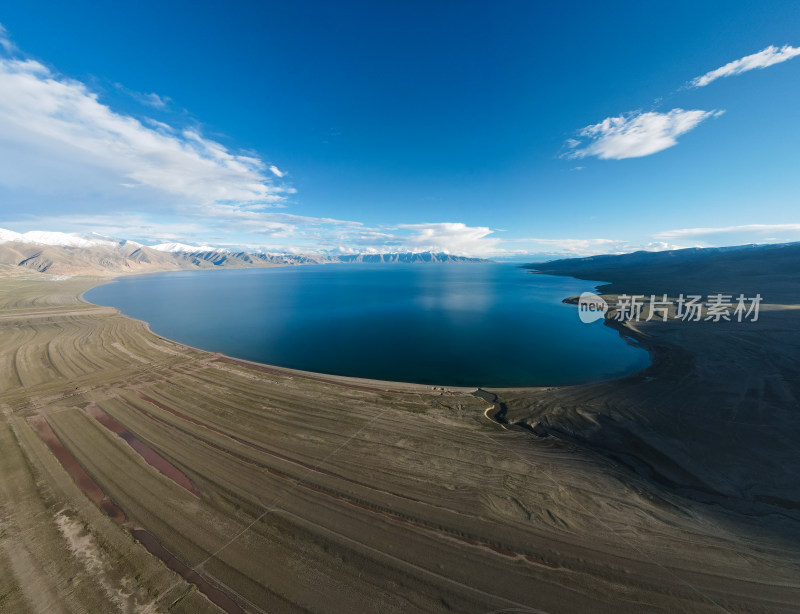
[84,263,649,387]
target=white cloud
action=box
[690,45,800,88]
[504,237,691,258]
[269,165,285,178]
[112,83,174,110]
[397,223,502,257]
[514,237,624,254]
[564,108,722,160]
[0,214,215,243]
[253,222,508,257]
[0,56,288,207]
[0,23,16,54]
[140,92,170,109]
[560,44,800,162]
[2,216,508,257]
[655,223,800,240]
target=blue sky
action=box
[0,1,799,257]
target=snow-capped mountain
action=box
[0,228,141,249]
[0,228,23,243]
[0,227,484,276]
[150,242,230,253]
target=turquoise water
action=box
[85,263,649,387]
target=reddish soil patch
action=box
[28,413,245,613]
[27,414,126,523]
[85,403,200,498]
[131,529,246,614]
[122,392,561,569]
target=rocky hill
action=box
[0,229,484,276]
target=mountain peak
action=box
[0,228,487,276]
[149,242,228,253]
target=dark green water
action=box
[85,263,648,387]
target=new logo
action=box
[578,291,608,324]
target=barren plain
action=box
[1,256,799,613]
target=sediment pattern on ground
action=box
[1,276,799,613]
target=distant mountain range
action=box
[0,228,484,276]
[525,240,800,302]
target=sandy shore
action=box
[1,272,799,613]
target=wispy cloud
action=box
[0,214,214,243]
[689,45,800,88]
[561,44,800,162]
[139,91,170,109]
[192,205,363,240]
[113,83,173,109]
[507,237,683,258]
[0,55,288,207]
[0,23,16,54]
[0,23,516,257]
[1,208,352,246]
[563,109,722,160]
[234,222,505,257]
[514,237,624,254]
[655,223,800,240]
[505,237,691,257]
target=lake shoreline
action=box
[2,271,798,612]
[78,272,489,394]
[81,264,651,389]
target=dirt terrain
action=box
[1,269,799,613]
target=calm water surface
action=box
[85,263,648,387]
